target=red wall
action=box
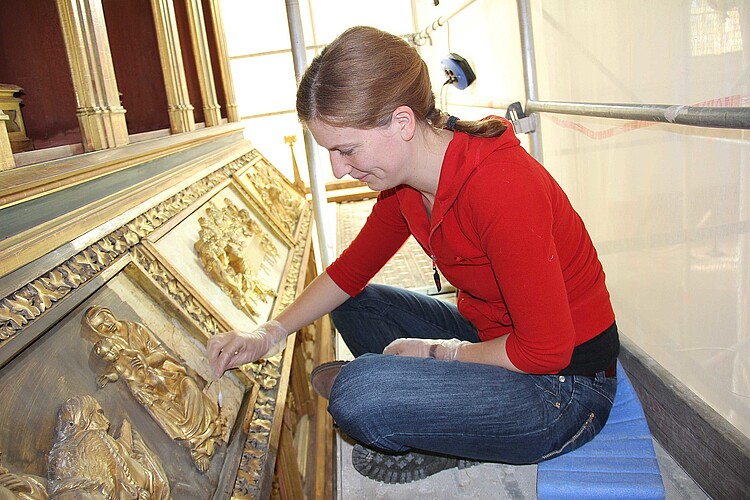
[102,0,171,135]
[0,0,81,149]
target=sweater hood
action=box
[432,117,520,222]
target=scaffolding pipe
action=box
[409,0,477,45]
[516,0,543,162]
[526,100,750,130]
[285,0,333,267]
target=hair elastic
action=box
[446,115,459,131]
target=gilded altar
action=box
[0,125,334,499]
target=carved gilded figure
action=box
[0,452,48,499]
[47,395,170,500]
[193,199,277,319]
[85,306,224,472]
[246,162,302,234]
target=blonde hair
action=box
[296,26,506,137]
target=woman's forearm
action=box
[457,335,525,373]
[273,270,350,334]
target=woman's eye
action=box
[339,149,354,157]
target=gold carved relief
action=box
[130,244,222,337]
[0,152,254,346]
[194,198,278,320]
[0,452,47,499]
[47,395,171,499]
[246,159,303,233]
[84,306,224,472]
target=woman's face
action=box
[307,118,408,192]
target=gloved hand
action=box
[207,320,288,378]
[383,338,469,361]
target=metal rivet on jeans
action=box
[558,375,565,382]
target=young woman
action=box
[208,25,619,484]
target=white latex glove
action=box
[383,338,469,361]
[207,320,288,378]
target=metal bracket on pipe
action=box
[505,101,537,134]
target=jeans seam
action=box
[539,411,596,461]
[573,377,616,405]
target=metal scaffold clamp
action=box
[505,101,537,134]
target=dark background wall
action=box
[0,0,81,149]
[103,0,171,135]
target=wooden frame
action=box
[234,153,308,245]
[0,131,327,499]
[144,178,293,332]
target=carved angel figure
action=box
[0,451,48,500]
[46,395,170,500]
[85,306,224,472]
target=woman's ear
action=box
[392,106,416,140]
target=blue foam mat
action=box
[536,362,665,499]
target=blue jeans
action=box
[329,283,617,464]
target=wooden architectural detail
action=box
[150,0,196,134]
[284,135,307,193]
[0,151,250,345]
[0,84,33,153]
[233,355,283,497]
[207,0,240,122]
[184,0,222,127]
[130,243,222,336]
[55,0,129,152]
[0,111,14,171]
[278,211,311,312]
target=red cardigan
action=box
[327,123,615,373]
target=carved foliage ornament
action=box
[0,152,258,344]
[232,208,311,498]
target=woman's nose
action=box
[330,152,351,179]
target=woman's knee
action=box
[330,286,372,327]
[327,355,398,440]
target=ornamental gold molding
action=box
[130,244,222,337]
[0,152,256,345]
[231,208,311,499]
